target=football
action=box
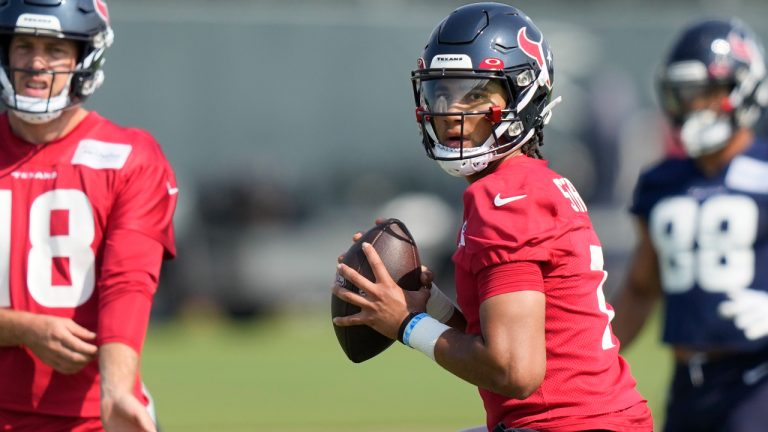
[332,218,422,363]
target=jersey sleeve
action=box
[111,133,177,258]
[96,132,177,352]
[477,261,544,303]
[462,178,561,274]
[97,229,163,352]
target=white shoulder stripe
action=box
[71,139,132,170]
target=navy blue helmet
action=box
[411,2,559,177]
[657,18,767,157]
[0,0,114,123]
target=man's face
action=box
[422,78,508,149]
[663,83,732,123]
[8,35,78,99]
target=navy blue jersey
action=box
[631,139,768,351]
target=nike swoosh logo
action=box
[166,181,179,195]
[494,193,527,207]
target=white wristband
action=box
[402,313,451,361]
[426,283,457,324]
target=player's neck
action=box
[694,127,753,177]
[7,107,89,146]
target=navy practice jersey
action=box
[632,138,768,352]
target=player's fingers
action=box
[64,335,98,356]
[134,409,157,432]
[745,321,768,340]
[360,242,392,284]
[336,262,378,295]
[332,284,372,309]
[351,231,364,242]
[332,313,368,327]
[67,321,96,340]
[55,352,90,374]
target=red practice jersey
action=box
[453,156,652,431]
[0,112,176,418]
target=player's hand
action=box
[718,288,768,340]
[101,390,157,432]
[21,314,97,374]
[333,242,410,340]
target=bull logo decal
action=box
[94,0,110,23]
[517,27,551,89]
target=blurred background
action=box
[87,0,768,430]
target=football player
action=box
[0,1,176,430]
[611,18,768,432]
[333,3,653,431]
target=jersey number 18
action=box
[0,189,96,308]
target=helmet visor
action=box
[420,78,509,113]
[419,77,510,150]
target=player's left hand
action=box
[333,242,411,340]
[101,391,156,432]
[718,288,768,340]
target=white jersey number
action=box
[590,245,616,350]
[0,189,96,308]
[649,195,757,294]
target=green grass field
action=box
[142,308,671,431]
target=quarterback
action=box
[333,3,653,431]
[0,1,176,430]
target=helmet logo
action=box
[94,0,110,23]
[416,57,426,70]
[479,58,505,70]
[728,33,752,62]
[517,27,551,89]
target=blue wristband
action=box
[402,312,429,347]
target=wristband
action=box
[397,312,419,344]
[402,312,451,361]
[426,283,457,323]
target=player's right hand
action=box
[21,314,98,374]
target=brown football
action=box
[332,218,421,363]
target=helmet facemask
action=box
[661,79,736,157]
[412,68,559,177]
[1,64,76,124]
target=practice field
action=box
[142,308,670,431]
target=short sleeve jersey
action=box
[631,138,768,352]
[453,156,650,431]
[0,112,176,417]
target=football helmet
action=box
[411,2,560,177]
[657,18,767,157]
[0,0,114,124]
